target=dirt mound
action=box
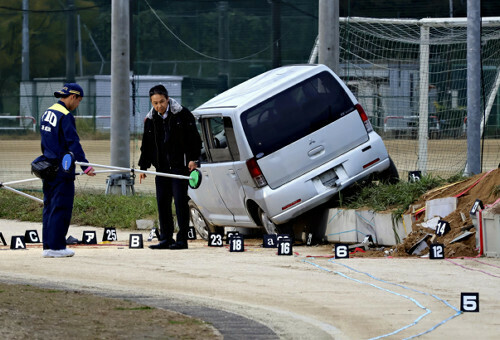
[391,168,500,258]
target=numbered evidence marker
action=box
[0,232,6,246]
[10,236,26,249]
[277,236,293,256]
[226,231,239,244]
[306,232,314,246]
[408,170,422,182]
[429,243,445,259]
[208,232,224,247]
[461,292,479,312]
[435,220,451,237]
[469,199,484,216]
[102,227,117,242]
[129,234,144,249]
[334,244,349,259]
[24,230,41,243]
[187,226,197,240]
[147,227,160,242]
[82,231,97,244]
[263,234,278,248]
[229,234,244,253]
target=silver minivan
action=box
[188,64,398,239]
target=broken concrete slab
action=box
[425,197,457,220]
[450,231,475,244]
[325,208,412,246]
[407,233,432,255]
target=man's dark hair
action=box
[149,85,168,98]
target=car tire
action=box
[259,209,280,235]
[377,157,399,184]
[259,209,294,238]
[189,200,218,240]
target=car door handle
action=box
[308,145,325,158]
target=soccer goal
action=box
[310,17,500,177]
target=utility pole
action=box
[465,0,481,175]
[318,0,339,73]
[66,0,76,82]
[218,1,229,93]
[109,0,132,194]
[271,0,281,69]
[22,0,29,81]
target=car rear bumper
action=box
[250,133,390,224]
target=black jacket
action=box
[138,99,202,174]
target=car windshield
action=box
[241,71,355,158]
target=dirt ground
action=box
[1,219,500,339]
[0,281,219,339]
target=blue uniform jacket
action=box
[40,101,90,179]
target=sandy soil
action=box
[1,220,500,339]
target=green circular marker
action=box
[189,169,202,189]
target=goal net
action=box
[311,17,500,178]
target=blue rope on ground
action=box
[328,259,462,339]
[327,229,369,237]
[303,258,430,339]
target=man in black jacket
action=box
[138,85,202,249]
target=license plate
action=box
[319,170,338,187]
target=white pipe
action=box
[1,170,120,186]
[1,177,40,186]
[1,184,43,204]
[75,169,122,176]
[76,161,191,180]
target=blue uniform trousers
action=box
[155,171,189,244]
[42,177,75,250]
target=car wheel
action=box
[189,200,216,240]
[260,209,280,234]
[377,157,399,184]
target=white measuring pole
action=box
[77,161,191,180]
[0,184,43,204]
[1,177,40,186]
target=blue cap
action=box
[54,83,84,98]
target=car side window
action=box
[200,117,239,163]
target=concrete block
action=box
[324,208,412,246]
[325,209,358,243]
[481,202,500,258]
[425,197,457,220]
[136,219,155,230]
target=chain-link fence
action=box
[1,1,499,192]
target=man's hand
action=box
[85,166,96,176]
[139,173,147,184]
[188,161,198,172]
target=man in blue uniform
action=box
[40,83,95,258]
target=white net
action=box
[313,17,500,178]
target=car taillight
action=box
[356,104,373,133]
[246,157,267,188]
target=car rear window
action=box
[241,71,355,157]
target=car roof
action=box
[194,64,329,112]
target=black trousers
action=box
[155,172,190,244]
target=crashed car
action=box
[188,64,398,239]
